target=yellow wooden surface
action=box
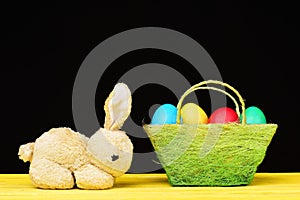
[0,173,300,200]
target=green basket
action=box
[143,80,277,186]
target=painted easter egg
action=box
[181,103,208,124]
[151,104,177,124]
[208,107,239,123]
[242,106,267,124]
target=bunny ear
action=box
[104,83,132,131]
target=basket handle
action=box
[176,80,246,125]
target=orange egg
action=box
[181,103,208,124]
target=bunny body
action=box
[18,83,133,189]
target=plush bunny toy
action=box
[18,83,133,189]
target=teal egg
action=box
[242,106,267,124]
[151,104,177,124]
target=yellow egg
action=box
[181,103,208,124]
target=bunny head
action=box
[87,83,134,177]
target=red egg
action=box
[208,107,239,123]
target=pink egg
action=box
[208,107,239,124]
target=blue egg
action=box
[151,104,177,124]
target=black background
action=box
[1,1,299,173]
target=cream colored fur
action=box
[18,83,133,189]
